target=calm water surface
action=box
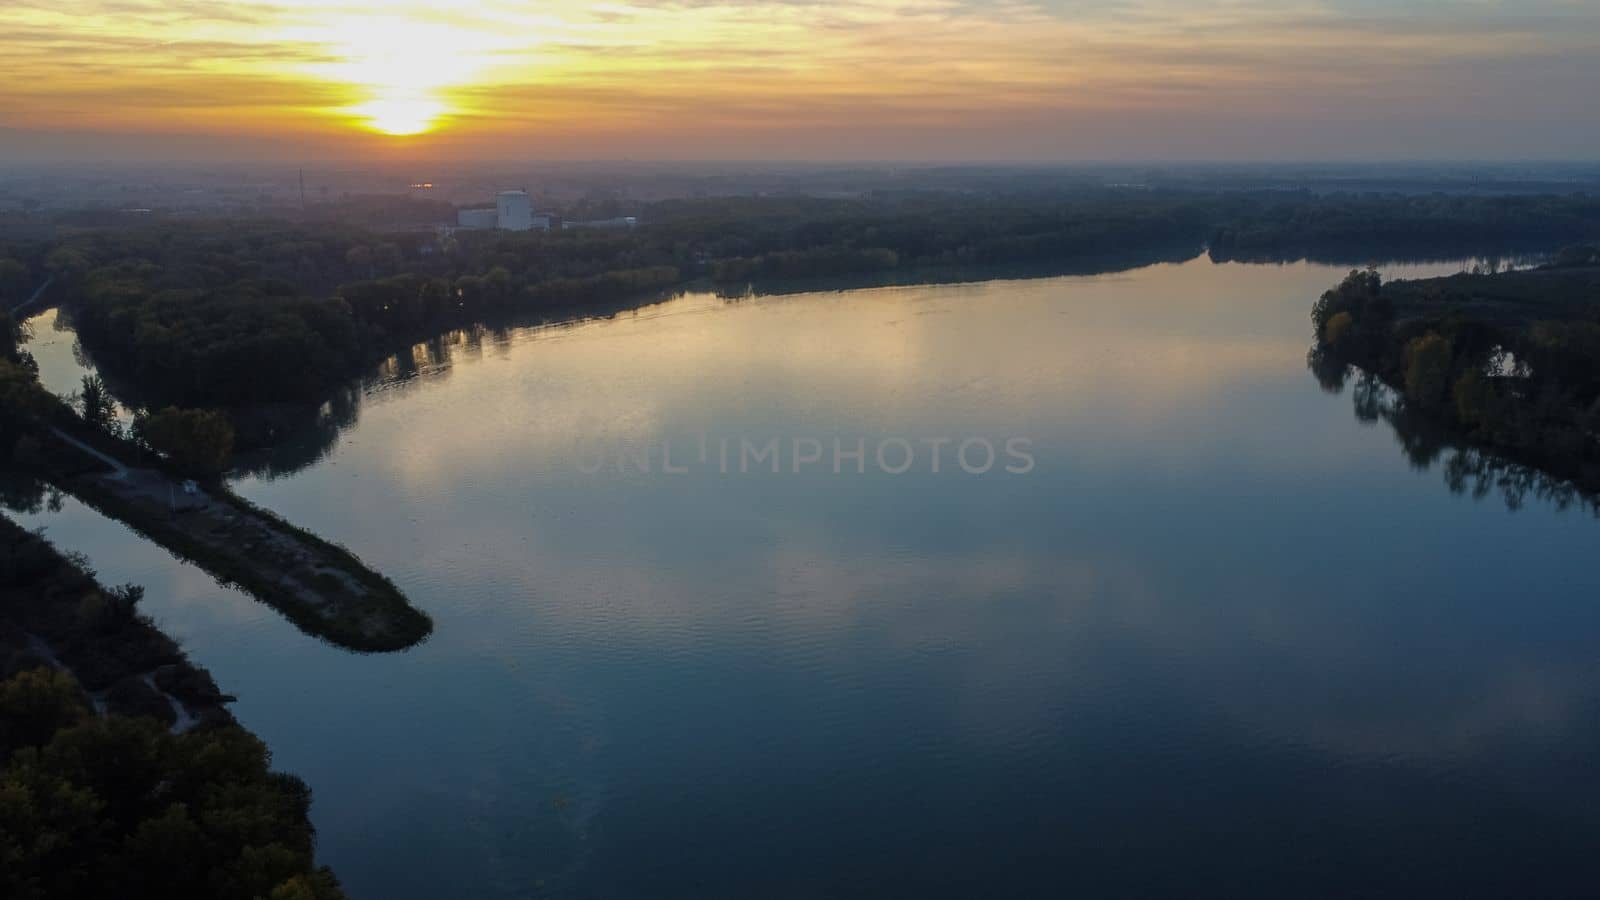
[15,256,1600,898]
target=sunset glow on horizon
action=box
[2,1,1598,161]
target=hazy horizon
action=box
[6,150,1600,169]
[4,1,1598,164]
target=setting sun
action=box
[295,16,494,137]
[352,95,444,136]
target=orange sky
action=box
[2,1,1598,161]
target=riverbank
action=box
[1308,253,1600,498]
[1,513,230,726]
[35,421,432,652]
[5,316,430,652]
[0,514,348,899]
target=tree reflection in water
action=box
[1309,346,1599,515]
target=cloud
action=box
[1,0,1597,158]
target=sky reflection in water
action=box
[14,255,1600,898]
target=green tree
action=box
[0,360,51,430]
[1404,333,1454,410]
[0,664,351,900]
[0,762,105,900]
[1311,268,1380,336]
[132,407,235,473]
[0,668,89,754]
[121,803,209,893]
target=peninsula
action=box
[0,343,431,652]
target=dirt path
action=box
[51,426,128,480]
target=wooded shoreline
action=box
[1309,248,1600,506]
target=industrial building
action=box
[454,190,553,232]
[456,207,497,230]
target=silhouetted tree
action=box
[76,375,118,434]
[0,312,23,363]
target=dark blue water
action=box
[15,256,1600,898]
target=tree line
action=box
[1209,193,1600,262]
[10,190,1599,443]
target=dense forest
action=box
[1208,193,1600,262]
[0,515,346,899]
[1308,245,1600,497]
[0,685,346,900]
[3,190,1599,450]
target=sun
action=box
[353,95,445,136]
[304,17,492,137]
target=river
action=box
[12,253,1600,898]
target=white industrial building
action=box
[454,190,552,232]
